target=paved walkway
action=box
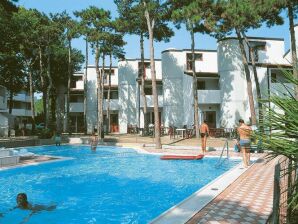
[187,157,276,224]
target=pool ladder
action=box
[216,139,230,167]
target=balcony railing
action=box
[13,94,31,102]
[140,95,163,107]
[70,102,84,113]
[103,99,119,110]
[11,109,32,116]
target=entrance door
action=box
[205,111,216,128]
[110,114,119,133]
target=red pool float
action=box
[160,154,204,160]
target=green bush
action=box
[37,128,53,139]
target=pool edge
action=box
[149,161,253,224]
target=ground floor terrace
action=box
[0,135,276,223]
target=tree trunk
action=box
[28,70,36,134]
[107,52,112,133]
[190,24,200,138]
[95,46,100,136]
[144,4,161,149]
[84,36,88,134]
[38,46,47,124]
[45,45,53,129]
[99,53,105,141]
[50,94,56,124]
[288,3,298,99]
[236,28,257,125]
[242,32,263,132]
[95,44,103,142]
[140,32,148,133]
[66,38,72,134]
[55,85,65,133]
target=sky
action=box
[17,0,297,68]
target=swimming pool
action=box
[0,145,239,224]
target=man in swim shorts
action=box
[200,120,210,154]
[90,132,98,150]
[237,119,252,168]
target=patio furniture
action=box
[176,128,186,138]
[13,149,35,159]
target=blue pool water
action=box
[0,145,239,224]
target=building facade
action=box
[0,85,8,136]
[69,26,297,134]
[0,87,33,136]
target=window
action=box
[186,53,203,70]
[249,42,266,62]
[104,90,118,99]
[144,87,152,95]
[197,81,206,90]
[70,95,83,102]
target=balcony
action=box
[103,99,119,110]
[270,83,294,97]
[13,94,31,102]
[197,90,221,104]
[70,102,84,113]
[71,80,84,90]
[11,109,32,117]
[140,95,163,107]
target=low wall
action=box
[0,136,118,148]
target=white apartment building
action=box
[70,66,120,133]
[0,85,9,136]
[70,26,297,134]
[0,87,33,136]
[118,59,162,134]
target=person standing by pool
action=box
[200,120,210,154]
[90,133,98,150]
[237,119,252,168]
[55,133,61,146]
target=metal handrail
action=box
[216,139,230,167]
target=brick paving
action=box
[186,157,276,224]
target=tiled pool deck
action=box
[186,157,275,224]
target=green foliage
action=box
[168,0,213,33]
[257,71,298,159]
[115,0,173,42]
[35,99,43,114]
[74,6,112,50]
[37,128,53,139]
[257,70,298,215]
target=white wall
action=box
[162,50,186,127]
[246,38,285,64]
[0,86,7,111]
[86,67,98,133]
[118,60,138,133]
[0,113,8,136]
[218,39,249,128]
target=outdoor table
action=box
[176,128,186,138]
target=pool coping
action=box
[149,158,256,224]
[0,156,74,171]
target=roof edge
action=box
[218,36,284,42]
[162,49,217,54]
